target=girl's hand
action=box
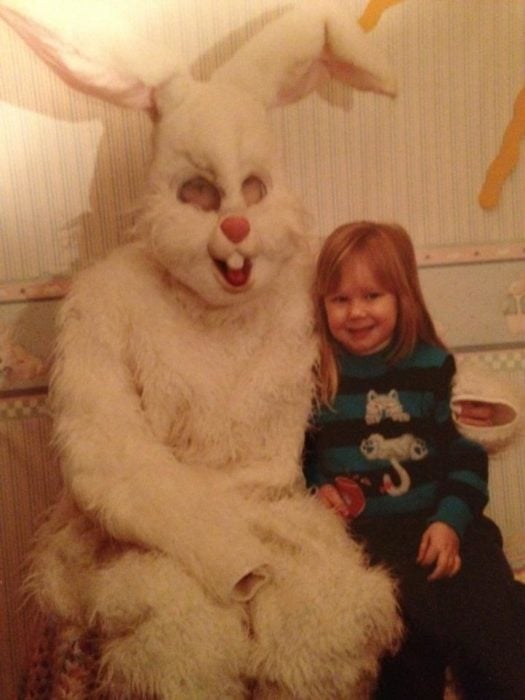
[417,522,461,581]
[317,484,351,519]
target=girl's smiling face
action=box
[323,255,398,356]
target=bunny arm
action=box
[51,256,275,604]
[452,364,523,453]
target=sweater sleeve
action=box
[428,354,489,538]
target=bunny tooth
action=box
[227,252,245,271]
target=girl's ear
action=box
[211,0,396,108]
[0,5,162,114]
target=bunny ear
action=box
[0,5,158,113]
[211,1,396,108]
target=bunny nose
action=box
[220,216,250,243]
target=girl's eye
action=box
[242,175,267,205]
[178,177,221,211]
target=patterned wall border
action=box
[1,251,524,419]
[0,276,66,414]
[0,390,48,420]
[0,276,71,302]
[0,239,523,302]
[2,348,523,420]
[416,242,525,268]
[456,347,525,375]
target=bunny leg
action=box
[29,508,251,697]
[94,565,248,698]
[245,497,401,700]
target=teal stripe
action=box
[363,483,439,516]
[431,495,472,537]
[396,390,434,418]
[449,470,489,495]
[325,394,366,421]
[399,344,447,368]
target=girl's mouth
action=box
[348,326,373,336]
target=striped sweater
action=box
[305,343,488,537]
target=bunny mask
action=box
[1,3,406,698]
[142,80,303,306]
[1,1,395,310]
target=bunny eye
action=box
[178,177,221,211]
[242,175,267,206]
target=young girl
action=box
[305,221,525,700]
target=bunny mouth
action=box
[213,253,253,289]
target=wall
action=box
[0,1,523,696]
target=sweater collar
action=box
[337,343,392,376]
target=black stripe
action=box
[317,415,454,450]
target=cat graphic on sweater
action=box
[361,390,428,496]
[365,389,410,425]
[360,433,429,496]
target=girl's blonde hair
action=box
[313,221,445,406]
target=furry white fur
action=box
[2,2,515,697]
[451,360,524,453]
[3,3,402,695]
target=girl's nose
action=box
[348,300,366,318]
[220,216,250,243]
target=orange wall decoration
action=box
[479,86,525,209]
[358,0,406,32]
[359,0,524,210]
